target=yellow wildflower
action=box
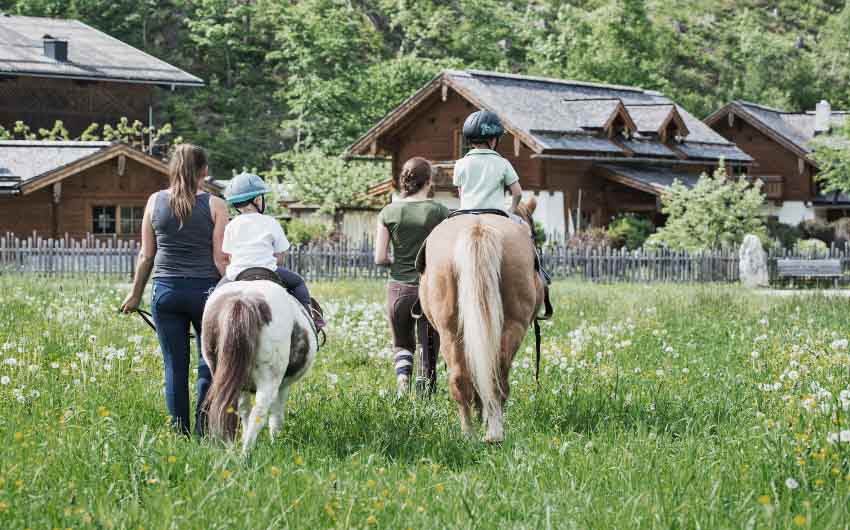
[167,455,176,464]
[270,466,280,477]
[14,432,23,442]
[757,495,770,505]
[398,484,409,495]
[367,479,377,488]
[0,501,7,512]
[367,515,377,525]
[221,469,231,480]
[417,506,425,513]
[294,455,304,466]
[435,483,445,493]
[793,514,807,527]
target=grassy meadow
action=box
[1,277,850,529]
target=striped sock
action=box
[394,349,413,377]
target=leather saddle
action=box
[235,267,286,287]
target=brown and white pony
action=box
[201,280,318,454]
[418,199,544,442]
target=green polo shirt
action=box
[452,148,520,211]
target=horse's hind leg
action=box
[242,378,280,454]
[484,321,525,444]
[238,392,251,431]
[269,384,291,439]
[444,339,475,437]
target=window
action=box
[454,129,472,158]
[92,206,116,234]
[120,206,145,234]
[92,205,144,235]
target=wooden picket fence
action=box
[2,231,849,284]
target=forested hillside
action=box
[2,0,849,176]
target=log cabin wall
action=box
[0,77,153,137]
[0,157,168,239]
[711,117,811,201]
[391,90,545,189]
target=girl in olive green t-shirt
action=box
[375,157,449,396]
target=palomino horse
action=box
[418,198,544,442]
[201,279,318,453]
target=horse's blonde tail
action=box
[454,221,504,421]
[202,291,271,441]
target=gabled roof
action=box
[598,164,701,196]
[625,104,690,139]
[348,69,749,164]
[0,15,203,86]
[704,100,849,160]
[0,141,218,196]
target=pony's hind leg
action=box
[242,379,280,454]
[268,385,291,439]
[449,369,476,438]
[238,391,251,431]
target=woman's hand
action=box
[121,292,141,313]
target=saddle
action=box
[234,267,327,347]
[235,267,286,286]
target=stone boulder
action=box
[739,234,769,288]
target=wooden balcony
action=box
[754,175,783,200]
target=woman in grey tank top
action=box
[121,144,229,437]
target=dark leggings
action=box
[151,277,218,436]
[386,281,440,387]
[217,267,311,309]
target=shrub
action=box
[533,221,547,246]
[647,165,766,251]
[795,238,829,257]
[285,218,331,246]
[798,218,834,244]
[765,218,802,250]
[607,214,654,250]
[567,228,616,250]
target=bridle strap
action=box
[131,308,197,339]
[533,319,542,386]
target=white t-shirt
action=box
[222,213,291,280]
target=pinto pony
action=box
[201,280,318,453]
[418,199,544,442]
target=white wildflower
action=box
[785,478,799,490]
[326,373,338,385]
[0,375,9,385]
[4,357,17,366]
[831,339,849,351]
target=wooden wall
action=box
[0,156,168,239]
[711,116,812,201]
[0,77,153,137]
[388,89,545,189]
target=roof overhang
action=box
[13,143,218,196]
[704,101,814,165]
[347,71,545,158]
[0,71,204,87]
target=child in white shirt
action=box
[219,172,323,329]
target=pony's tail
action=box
[453,221,504,421]
[203,292,271,441]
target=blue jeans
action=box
[151,277,219,436]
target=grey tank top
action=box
[152,191,220,279]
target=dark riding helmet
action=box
[462,110,504,143]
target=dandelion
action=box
[270,466,280,477]
[97,406,110,417]
[88,335,97,344]
[435,483,445,493]
[221,469,231,480]
[327,373,338,385]
[0,501,7,512]
[786,477,799,490]
[0,376,9,385]
[4,357,17,366]
[831,339,848,351]
[655,369,665,377]
[417,506,425,513]
[793,515,807,527]
[294,455,304,466]
[366,515,377,525]
[167,455,176,464]
[50,362,59,369]
[757,495,770,505]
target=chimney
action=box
[815,99,831,135]
[43,35,69,62]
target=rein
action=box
[130,308,196,339]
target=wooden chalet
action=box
[0,15,203,136]
[0,141,220,239]
[705,100,849,224]
[349,69,752,240]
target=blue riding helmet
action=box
[225,172,270,205]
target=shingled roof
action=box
[349,69,750,163]
[0,15,203,86]
[704,100,849,160]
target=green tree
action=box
[648,165,766,251]
[812,123,850,195]
[268,149,388,214]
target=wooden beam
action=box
[52,182,62,205]
[441,83,448,102]
[514,135,521,157]
[117,154,126,177]
[728,112,735,128]
[798,157,806,176]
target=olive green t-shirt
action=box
[378,200,450,285]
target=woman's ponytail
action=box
[168,144,208,227]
